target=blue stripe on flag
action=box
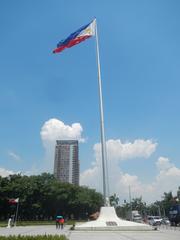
[57,21,91,48]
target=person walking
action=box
[60,217,64,229]
[56,216,60,229]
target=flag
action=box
[8,198,19,204]
[53,19,96,54]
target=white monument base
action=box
[75,206,152,231]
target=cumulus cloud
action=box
[40,118,85,171]
[0,167,14,177]
[81,161,151,202]
[41,118,84,146]
[81,139,180,203]
[81,138,157,200]
[156,156,174,171]
[94,139,157,163]
[151,157,180,199]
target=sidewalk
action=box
[0,225,69,237]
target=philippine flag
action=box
[8,198,19,204]
[53,19,96,54]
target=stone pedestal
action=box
[75,206,152,231]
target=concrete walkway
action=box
[0,225,179,240]
[0,225,70,237]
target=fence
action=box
[158,224,180,231]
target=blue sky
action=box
[0,0,180,202]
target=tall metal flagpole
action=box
[14,200,19,226]
[95,19,109,205]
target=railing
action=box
[158,224,180,231]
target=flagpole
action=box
[14,200,19,226]
[95,19,109,206]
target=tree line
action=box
[0,173,103,221]
[0,172,179,221]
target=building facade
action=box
[54,140,79,185]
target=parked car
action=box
[147,216,162,226]
[161,217,170,225]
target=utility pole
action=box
[129,186,132,221]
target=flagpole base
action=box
[75,207,152,231]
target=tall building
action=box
[54,140,79,185]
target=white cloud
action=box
[94,139,157,163]
[8,151,21,162]
[0,167,14,177]
[81,139,180,203]
[151,157,180,200]
[156,156,174,171]
[40,118,85,171]
[41,118,85,146]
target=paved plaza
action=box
[0,225,180,240]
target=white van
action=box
[147,216,162,226]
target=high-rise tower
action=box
[54,140,79,185]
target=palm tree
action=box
[109,194,119,208]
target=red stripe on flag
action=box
[8,198,19,204]
[53,35,91,54]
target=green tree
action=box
[0,173,103,220]
[109,194,119,208]
[131,197,147,216]
[161,191,173,216]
